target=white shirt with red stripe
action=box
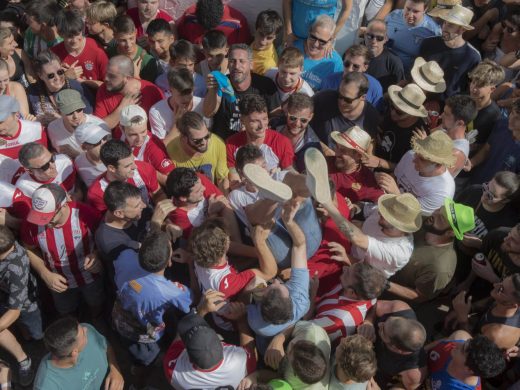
[0,154,23,184]
[0,120,47,159]
[20,202,101,289]
[163,340,256,390]
[87,160,159,213]
[310,284,376,344]
[0,182,20,208]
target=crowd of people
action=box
[0,0,519,388]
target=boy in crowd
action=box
[85,0,118,50]
[126,0,174,41]
[197,29,229,78]
[251,10,283,76]
[146,19,175,73]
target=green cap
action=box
[56,89,86,115]
[268,379,293,389]
[444,198,475,240]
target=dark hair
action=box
[445,95,477,125]
[505,6,520,28]
[202,29,227,50]
[287,92,314,113]
[56,10,84,37]
[261,288,293,324]
[100,139,132,168]
[0,226,15,254]
[18,142,47,168]
[113,14,136,35]
[103,181,142,212]
[169,39,197,62]
[190,219,229,267]
[139,231,172,272]
[235,144,263,173]
[341,72,369,96]
[255,9,283,36]
[44,316,80,359]
[26,0,55,22]
[510,273,520,303]
[39,3,63,27]
[195,0,224,30]
[166,168,199,199]
[291,340,328,384]
[407,0,430,7]
[146,18,173,37]
[239,94,267,116]
[465,335,506,378]
[344,44,373,64]
[351,263,387,300]
[33,50,62,75]
[178,111,206,136]
[167,67,194,94]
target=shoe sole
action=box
[304,148,331,204]
[243,164,293,202]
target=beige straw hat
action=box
[331,126,372,153]
[428,0,461,18]
[388,83,428,118]
[411,130,456,168]
[411,57,446,93]
[439,4,474,30]
[378,193,423,233]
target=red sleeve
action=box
[225,132,244,169]
[169,209,192,238]
[62,163,77,194]
[94,86,110,118]
[158,9,174,22]
[199,173,222,197]
[137,161,160,195]
[50,43,65,60]
[218,268,255,298]
[277,134,295,169]
[147,136,175,174]
[243,345,257,374]
[78,202,102,231]
[10,191,30,219]
[226,142,237,168]
[163,339,185,382]
[86,181,108,213]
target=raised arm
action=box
[281,200,307,269]
[251,224,278,281]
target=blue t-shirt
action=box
[385,10,441,72]
[294,39,344,91]
[34,324,108,390]
[291,0,337,39]
[113,249,149,291]
[320,71,384,112]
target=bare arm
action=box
[0,309,20,333]
[203,74,222,118]
[463,8,498,40]
[333,0,353,40]
[400,367,427,390]
[20,49,37,84]
[282,200,307,269]
[105,344,124,390]
[251,225,278,281]
[374,0,395,20]
[321,201,369,249]
[448,149,467,177]
[386,281,422,302]
[283,0,294,43]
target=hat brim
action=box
[388,85,428,118]
[411,136,457,168]
[330,131,367,153]
[428,7,452,18]
[83,130,111,145]
[439,14,474,30]
[410,59,447,94]
[27,209,54,226]
[61,102,87,116]
[378,194,423,233]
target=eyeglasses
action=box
[482,182,500,201]
[366,33,385,42]
[288,115,310,125]
[189,133,211,145]
[46,69,65,80]
[86,135,111,147]
[308,34,330,47]
[29,154,56,171]
[343,60,362,71]
[338,92,361,104]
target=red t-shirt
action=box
[126,7,173,38]
[94,79,164,120]
[52,38,108,82]
[226,129,294,171]
[87,160,159,213]
[0,120,47,159]
[176,4,251,45]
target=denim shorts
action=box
[51,277,105,315]
[0,306,43,340]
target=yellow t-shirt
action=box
[252,44,278,75]
[166,134,229,184]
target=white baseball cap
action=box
[120,105,147,127]
[75,123,111,145]
[27,184,67,226]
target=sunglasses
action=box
[366,33,385,42]
[189,133,211,145]
[308,34,330,46]
[338,92,361,104]
[482,181,501,201]
[86,134,111,147]
[46,69,65,80]
[288,115,310,125]
[30,154,56,171]
[343,60,364,72]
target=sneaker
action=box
[243,164,293,203]
[17,357,34,387]
[304,148,331,204]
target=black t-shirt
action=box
[212,73,281,140]
[419,37,481,99]
[470,101,502,145]
[310,89,380,146]
[367,48,405,93]
[482,227,520,279]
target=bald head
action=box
[108,55,134,77]
[365,19,388,56]
[385,316,426,353]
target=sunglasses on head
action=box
[189,133,211,145]
[308,34,330,46]
[30,154,56,172]
[288,115,310,125]
[46,69,65,80]
[366,33,385,42]
[338,92,361,104]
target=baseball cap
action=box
[27,184,67,226]
[56,89,86,115]
[120,105,147,127]
[0,95,20,122]
[75,123,111,145]
[178,313,223,370]
[444,198,475,240]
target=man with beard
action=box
[420,5,481,98]
[204,44,280,140]
[387,199,475,302]
[48,89,108,159]
[94,55,163,130]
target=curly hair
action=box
[465,335,506,378]
[336,335,377,383]
[239,94,267,116]
[189,219,229,267]
[196,0,224,30]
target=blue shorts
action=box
[119,336,160,366]
[0,306,43,340]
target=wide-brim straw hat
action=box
[428,0,461,18]
[439,4,475,30]
[411,130,456,168]
[411,57,446,93]
[378,193,423,233]
[331,126,371,153]
[388,83,428,118]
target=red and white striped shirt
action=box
[310,284,376,344]
[21,202,102,288]
[0,120,47,159]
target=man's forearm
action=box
[322,202,369,249]
[203,90,221,118]
[387,282,421,302]
[25,247,50,279]
[0,309,20,332]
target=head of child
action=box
[235,144,266,192]
[202,29,228,72]
[169,39,197,73]
[167,67,194,109]
[468,59,505,107]
[113,15,138,57]
[146,19,175,61]
[190,218,230,268]
[139,231,173,274]
[85,0,117,42]
[277,47,304,90]
[252,10,282,51]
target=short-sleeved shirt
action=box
[0,119,47,160]
[482,228,520,280]
[252,44,278,76]
[74,153,106,188]
[118,132,174,175]
[264,69,315,103]
[195,262,255,299]
[467,101,502,145]
[367,48,405,93]
[126,7,173,38]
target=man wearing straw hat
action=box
[375,130,456,216]
[420,4,481,98]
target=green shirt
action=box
[107,45,162,82]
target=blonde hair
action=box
[0,28,12,46]
[468,59,505,87]
[278,46,304,69]
[86,0,117,26]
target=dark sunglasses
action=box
[288,115,310,125]
[86,135,111,147]
[343,60,362,71]
[338,92,361,104]
[30,154,56,171]
[189,133,211,145]
[46,69,65,80]
[308,34,330,46]
[366,33,385,42]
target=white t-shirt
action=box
[74,153,106,188]
[264,68,315,103]
[0,155,22,184]
[148,96,207,140]
[47,114,108,157]
[394,150,455,216]
[351,208,414,277]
